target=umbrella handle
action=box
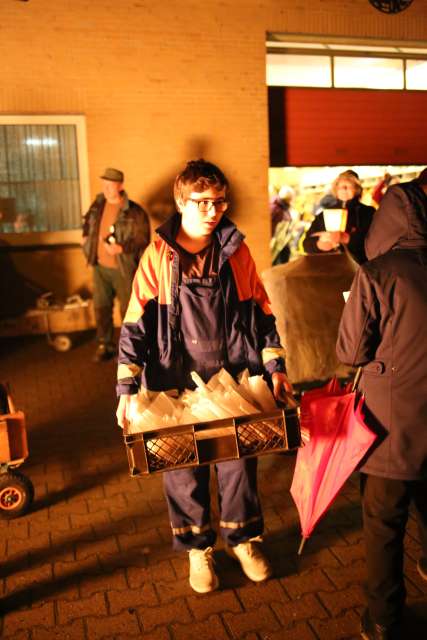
[351,366,363,393]
[276,390,299,409]
[297,536,307,555]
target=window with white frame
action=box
[0,115,89,236]
[266,36,427,90]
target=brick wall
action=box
[0,0,426,300]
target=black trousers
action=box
[361,473,427,626]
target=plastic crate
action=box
[124,407,301,476]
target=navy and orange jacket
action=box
[117,213,286,395]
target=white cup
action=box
[324,208,347,232]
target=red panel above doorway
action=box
[282,87,427,166]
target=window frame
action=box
[266,35,427,91]
[0,114,90,247]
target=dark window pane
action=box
[0,124,81,233]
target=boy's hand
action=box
[271,372,308,442]
[271,372,296,406]
[116,394,132,429]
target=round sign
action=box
[369,0,414,13]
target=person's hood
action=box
[365,181,427,260]
[156,212,245,263]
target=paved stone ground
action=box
[0,334,426,640]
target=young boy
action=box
[116,159,292,593]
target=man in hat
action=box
[82,168,150,361]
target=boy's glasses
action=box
[188,198,228,213]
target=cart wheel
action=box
[51,334,72,352]
[0,470,34,519]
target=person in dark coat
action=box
[303,171,375,264]
[336,169,427,639]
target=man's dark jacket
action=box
[82,192,150,280]
[303,198,374,264]
[336,180,427,481]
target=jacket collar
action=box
[155,212,245,264]
[95,191,130,212]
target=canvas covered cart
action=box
[0,293,95,351]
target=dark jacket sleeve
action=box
[120,203,151,257]
[117,241,159,395]
[346,204,375,264]
[336,266,381,367]
[82,211,90,238]
[82,199,97,238]
[302,212,326,254]
[81,199,100,264]
[244,246,287,376]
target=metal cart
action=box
[0,294,95,352]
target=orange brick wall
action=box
[1,0,427,298]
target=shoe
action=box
[360,609,400,640]
[417,557,427,581]
[188,547,219,594]
[227,536,272,582]
[93,343,116,362]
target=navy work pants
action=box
[163,457,263,551]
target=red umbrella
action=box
[290,376,376,554]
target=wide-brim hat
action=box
[100,168,124,182]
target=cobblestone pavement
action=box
[1,334,426,639]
